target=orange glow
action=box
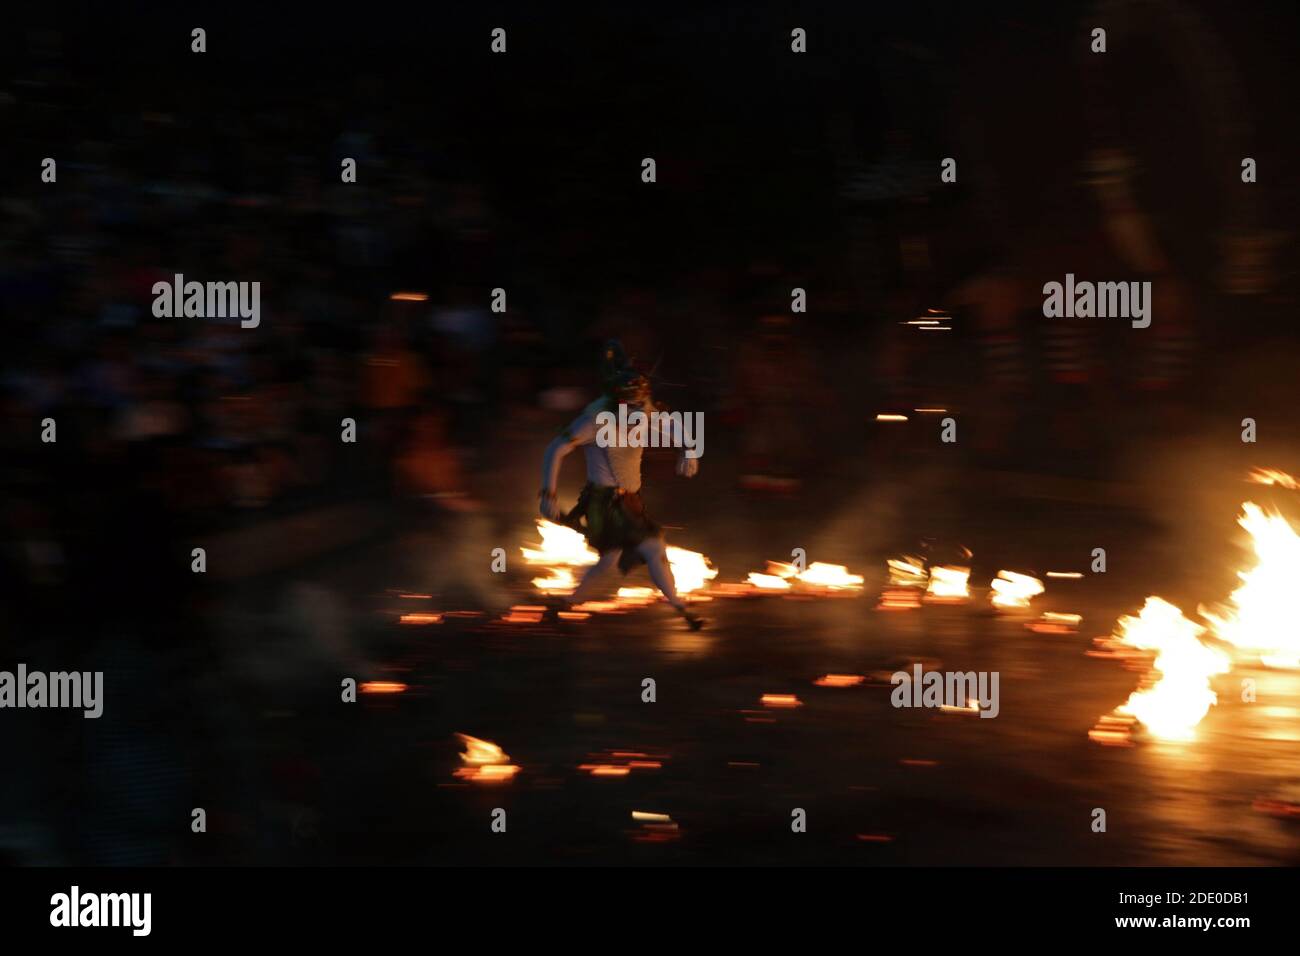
[454,733,520,784]
[399,612,444,625]
[875,413,909,422]
[1253,797,1300,819]
[628,810,679,842]
[761,693,802,708]
[1029,611,1082,634]
[1247,467,1300,489]
[503,605,544,623]
[747,559,864,594]
[925,565,970,603]
[389,291,429,302]
[581,765,631,777]
[989,570,1044,610]
[796,562,865,591]
[1088,714,1136,747]
[746,571,792,590]
[578,750,664,777]
[814,674,865,688]
[360,681,407,694]
[877,587,923,610]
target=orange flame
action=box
[1098,597,1230,742]
[925,565,970,603]
[1202,502,1300,668]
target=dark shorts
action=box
[567,483,662,573]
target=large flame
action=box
[1202,502,1300,668]
[522,520,598,593]
[1107,597,1230,741]
[666,545,719,595]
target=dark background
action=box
[2,1,1298,865]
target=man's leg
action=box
[635,537,705,629]
[567,549,621,605]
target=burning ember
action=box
[1202,502,1300,669]
[746,560,864,593]
[814,674,865,688]
[760,693,803,708]
[1088,713,1137,747]
[360,681,408,694]
[579,750,665,777]
[628,810,680,842]
[1029,611,1082,634]
[502,605,545,624]
[398,612,443,625]
[1098,597,1230,742]
[989,570,1045,610]
[453,733,520,784]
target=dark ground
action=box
[197,462,1300,865]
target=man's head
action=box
[600,339,653,408]
[604,367,653,408]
